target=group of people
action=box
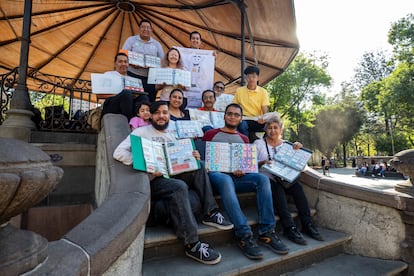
[103,18,323,265]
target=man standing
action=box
[233,66,270,140]
[101,52,149,120]
[122,19,165,102]
[190,31,202,49]
[202,103,289,260]
[113,101,232,265]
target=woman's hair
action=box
[169,88,187,110]
[264,113,283,130]
[162,47,184,68]
[135,101,151,115]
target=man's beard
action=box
[224,121,238,130]
[152,120,169,131]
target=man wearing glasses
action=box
[213,81,234,112]
[202,103,289,260]
[122,19,165,102]
[233,66,270,141]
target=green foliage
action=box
[373,132,409,156]
[388,13,414,63]
[29,91,69,118]
[265,52,331,117]
[312,101,364,159]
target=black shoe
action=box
[284,226,307,245]
[302,223,324,241]
[202,211,234,230]
[258,231,289,255]
[238,234,263,260]
[185,241,221,265]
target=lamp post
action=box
[389,116,395,156]
[0,0,35,141]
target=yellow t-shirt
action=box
[233,86,270,117]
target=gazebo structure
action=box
[0,0,299,140]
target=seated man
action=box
[198,89,217,132]
[113,101,232,265]
[233,66,269,141]
[202,103,289,260]
[101,52,149,120]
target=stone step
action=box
[287,253,408,276]
[143,205,316,261]
[143,228,351,275]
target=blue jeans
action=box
[208,172,275,238]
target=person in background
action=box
[113,101,233,265]
[190,31,202,49]
[198,89,217,133]
[156,47,188,101]
[202,103,289,260]
[233,66,269,141]
[254,114,324,245]
[168,88,190,121]
[122,18,165,102]
[213,81,234,112]
[129,101,151,130]
[199,89,217,112]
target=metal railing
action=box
[1,67,98,132]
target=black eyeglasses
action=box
[225,112,241,118]
[214,85,225,91]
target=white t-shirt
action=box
[113,124,175,165]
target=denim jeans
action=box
[208,171,275,238]
[237,120,265,136]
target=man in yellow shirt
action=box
[233,66,269,140]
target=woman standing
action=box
[156,48,188,101]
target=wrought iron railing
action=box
[1,67,98,132]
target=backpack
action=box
[87,107,102,131]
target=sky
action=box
[294,0,413,92]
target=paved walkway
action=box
[312,167,408,193]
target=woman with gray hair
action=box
[253,114,324,245]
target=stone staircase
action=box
[142,194,408,275]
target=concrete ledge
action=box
[300,168,413,272]
[32,114,151,275]
[300,168,413,211]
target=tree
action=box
[313,102,364,162]
[353,50,394,91]
[388,13,414,63]
[265,52,331,138]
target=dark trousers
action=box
[150,166,218,245]
[101,89,149,120]
[270,178,312,229]
[127,71,157,103]
[237,120,265,137]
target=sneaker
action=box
[202,211,234,230]
[258,231,289,255]
[238,234,263,260]
[185,241,221,265]
[302,223,324,241]
[284,226,307,245]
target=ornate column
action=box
[0,138,63,275]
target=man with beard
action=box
[202,103,289,260]
[113,101,232,265]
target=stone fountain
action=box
[390,149,414,197]
[0,137,63,275]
